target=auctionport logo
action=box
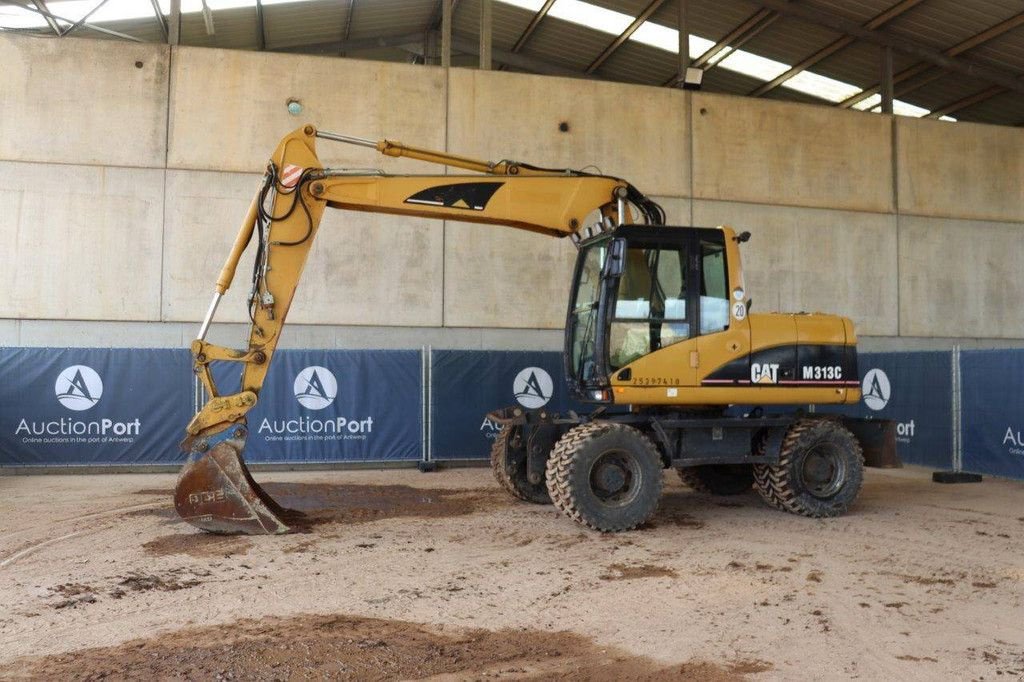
[55,365,103,411]
[15,363,140,443]
[293,366,337,410]
[514,367,552,409]
[861,368,890,411]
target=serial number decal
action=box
[631,377,681,386]
[801,365,843,381]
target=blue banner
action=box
[960,349,1024,479]
[814,351,953,469]
[215,349,423,463]
[430,350,580,460]
[0,348,191,466]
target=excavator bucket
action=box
[175,433,293,535]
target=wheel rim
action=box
[589,449,641,507]
[798,442,847,499]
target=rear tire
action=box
[490,425,551,505]
[545,422,664,532]
[753,419,864,518]
[676,465,754,495]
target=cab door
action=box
[694,230,751,387]
[605,231,699,401]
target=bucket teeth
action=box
[174,441,291,535]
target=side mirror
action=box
[602,238,626,278]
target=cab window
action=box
[609,244,689,370]
[700,238,729,334]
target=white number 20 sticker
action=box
[732,302,747,320]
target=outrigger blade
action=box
[175,428,292,535]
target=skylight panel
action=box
[547,0,632,35]
[493,0,547,10]
[0,5,48,29]
[853,94,881,111]
[782,70,862,103]
[716,50,790,82]
[0,0,285,28]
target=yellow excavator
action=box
[175,125,896,535]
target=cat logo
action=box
[750,363,779,384]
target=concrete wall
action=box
[2,34,1024,351]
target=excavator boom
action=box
[175,125,654,534]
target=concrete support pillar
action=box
[169,0,181,45]
[880,45,894,114]
[442,0,452,68]
[480,0,492,70]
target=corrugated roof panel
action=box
[882,0,1022,52]
[700,63,767,95]
[811,40,919,91]
[263,1,347,49]
[347,0,434,40]
[518,16,617,72]
[738,14,844,68]
[181,6,261,49]
[77,17,166,44]
[598,40,678,85]
[454,0,535,51]
[900,75,983,112]
[802,0,900,26]
[955,88,1024,125]
[964,22,1024,72]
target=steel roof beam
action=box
[692,7,778,69]
[62,0,113,37]
[343,0,354,41]
[585,0,668,74]
[839,10,1024,109]
[255,0,265,50]
[660,4,779,86]
[751,0,1024,100]
[31,0,60,36]
[0,0,143,41]
[926,85,1006,119]
[512,0,554,52]
[148,0,167,41]
[750,0,925,97]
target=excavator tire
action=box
[490,425,551,505]
[546,422,663,532]
[753,419,864,518]
[676,465,754,495]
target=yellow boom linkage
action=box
[175,126,632,534]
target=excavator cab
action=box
[565,226,737,404]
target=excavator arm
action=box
[175,125,660,534]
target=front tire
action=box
[676,465,754,495]
[545,422,664,532]
[753,419,864,518]
[490,425,551,504]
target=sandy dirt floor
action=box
[0,466,1022,680]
